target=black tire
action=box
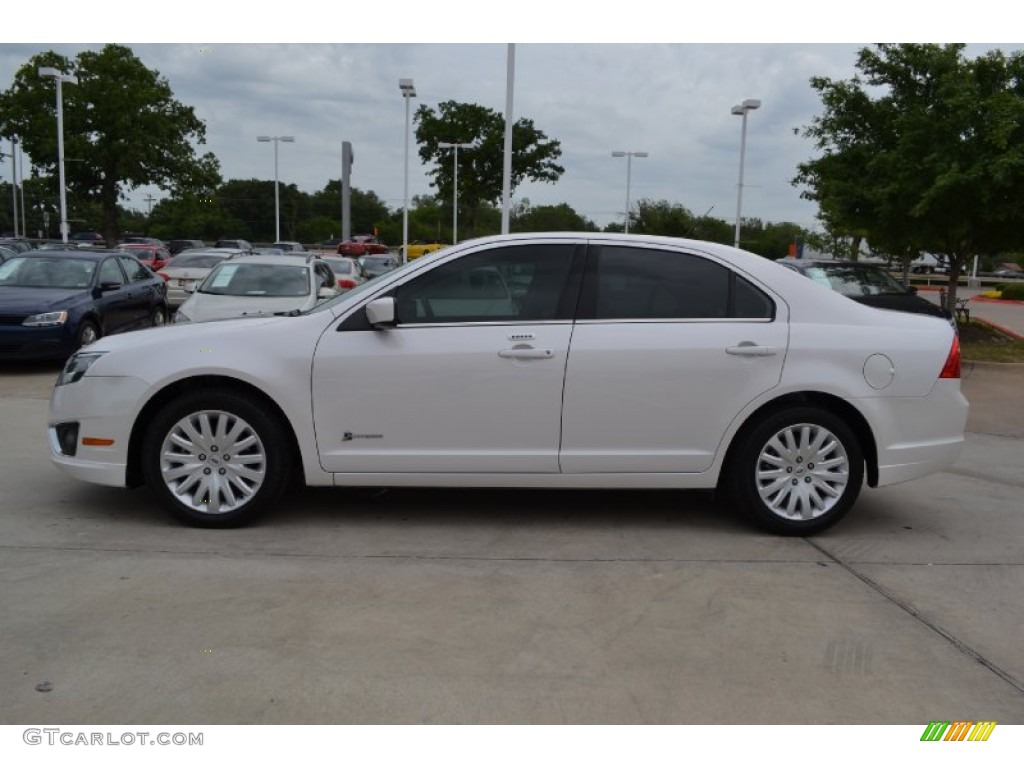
[150,305,167,327]
[141,389,293,527]
[728,406,864,536]
[76,320,101,350]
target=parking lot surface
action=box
[0,360,1022,724]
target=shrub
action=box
[1000,282,1024,301]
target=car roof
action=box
[9,249,125,261]
[222,254,318,266]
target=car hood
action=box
[0,287,89,314]
[179,293,310,322]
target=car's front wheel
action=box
[150,306,167,327]
[729,406,864,535]
[141,390,293,527]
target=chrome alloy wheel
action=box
[159,410,267,514]
[754,422,850,521]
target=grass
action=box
[958,320,1024,363]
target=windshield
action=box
[199,263,311,297]
[325,259,353,274]
[0,257,96,288]
[361,257,389,268]
[804,265,910,297]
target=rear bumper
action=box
[854,380,969,487]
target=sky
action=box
[1,4,1019,234]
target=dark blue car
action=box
[0,250,169,361]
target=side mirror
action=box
[98,281,122,293]
[365,297,396,328]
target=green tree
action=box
[795,44,1024,306]
[511,199,597,233]
[0,45,221,246]
[414,101,564,238]
[311,181,392,240]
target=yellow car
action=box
[402,240,450,260]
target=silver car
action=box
[159,249,246,307]
[173,254,338,323]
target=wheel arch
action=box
[719,391,879,492]
[125,374,305,489]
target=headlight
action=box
[57,351,106,386]
[173,310,191,323]
[23,310,68,327]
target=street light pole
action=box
[611,150,648,234]
[257,135,294,243]
[731,98,761,249]
[38,67,78,244]
[438,141,473,244]
[399,78,416,264]
[9,136,18,238]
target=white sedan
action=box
[48,234,968,534]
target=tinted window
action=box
[119,256,154,282]
[98,258,125,286]
[589,246,773,320]
[395,244,574,324]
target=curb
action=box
[970,316,1024,341]
[971,296,1024,306]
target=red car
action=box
[120,244,173,271]
[337,235,388,258]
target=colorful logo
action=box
[921,721,997,741]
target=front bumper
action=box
[48,374,151,487]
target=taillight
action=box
[939,334,961,379]
[338,278,357,289]
[157,271,170,282]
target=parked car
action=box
[157,248,246,307]
[323,256,369,291]
[252,247,285,256]
[70,232,106,248]
[174,254,338,323]
[119,244,173,271]
[167,239,206,255]
[48,233,967,534]
[777,259,954,324]
[272,241,306,253]
[337,235,388,258]
[991,269,1024,280]
[358,254,401,279]
[121,237,165,246]
[0,238,34,253]
[0,244,18,263]
[0,250,168,360]
[401,239,450,260]
[214,239,254,252]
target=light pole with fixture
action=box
[731,98,760,249]
[38,67,78,244]
[611,150,648,234]
[438,141,473,244]
[399,78,416,263]
[256,135,294,243]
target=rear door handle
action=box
[726,343,779,357]
[498,347,554,360]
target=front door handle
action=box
[726,342,779,357]
[498,347,554,360]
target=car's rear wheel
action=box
[729,406,863,535]
[141,390,293,527]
